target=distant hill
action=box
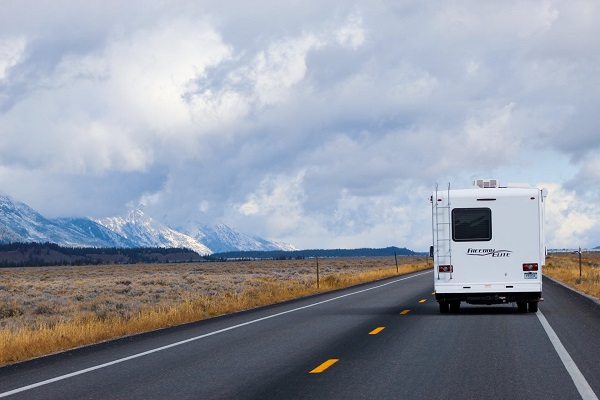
[210,246,416,260]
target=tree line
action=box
[0,243,420,267]
[0,242,203,267]
[208,246,417,260]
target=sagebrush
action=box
[0,256,429,365]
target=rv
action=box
[431,179,548,313]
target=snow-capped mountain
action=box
[0,194,296,254]
[94,209,211,255]
[54,217,138,248]
[180,221,298,253]
[0,194,132,248]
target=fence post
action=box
[316,256,320,288]
[579,247,582,277]
[394,252,398,274]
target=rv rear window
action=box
[452,208,492,242]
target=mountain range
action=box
[0,194,296,255]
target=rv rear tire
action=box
[450,301,460,313]
[439,301,449,313]
[528,302,538,312]
[517,302,527,313]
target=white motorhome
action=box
[431,179,548,313]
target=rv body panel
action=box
[432,184,546,312]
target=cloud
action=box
[230,171,431,249]
[544,183,600,248]
[234,171,307,234]
[2,19,240,169]
[435,103,520,173]
[335,11,365,50]
[0,37,26,81]
[1,1,600,249]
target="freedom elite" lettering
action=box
[466,248,512,257]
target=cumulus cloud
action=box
[335,11,365,49]
[544,183,600,248]
[1,1,599,249]
[1,19,235,173]
[0,37,26,81]
[234,171,307,234]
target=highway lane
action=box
[1,269,599,399]
[538,277,600,397]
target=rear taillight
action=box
[439,265,453,273]
[523,263,538,271]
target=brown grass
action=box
[0,256,430,366]
[544,252,600,299]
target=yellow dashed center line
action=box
[400,309,410,314]
[310,359,339,374]
[369,327,385,335]
[419,299,427,303]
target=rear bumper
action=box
[435,282,542,304]
[435,291,542,304]
[435,281,541,293]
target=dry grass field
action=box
[545,252,600,299]
[0,256,430,366]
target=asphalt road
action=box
[1,269,599,399]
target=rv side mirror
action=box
[429,246,434,258]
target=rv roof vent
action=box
[474,179,499,188]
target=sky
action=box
[1,0,599,251]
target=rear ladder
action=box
[433,183,452,280]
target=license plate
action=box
[524,272,538,279]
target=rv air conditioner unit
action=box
[474,179,499,188]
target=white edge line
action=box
[0,270,432,398]
[537,310,599,400]
[544,275,600,307]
